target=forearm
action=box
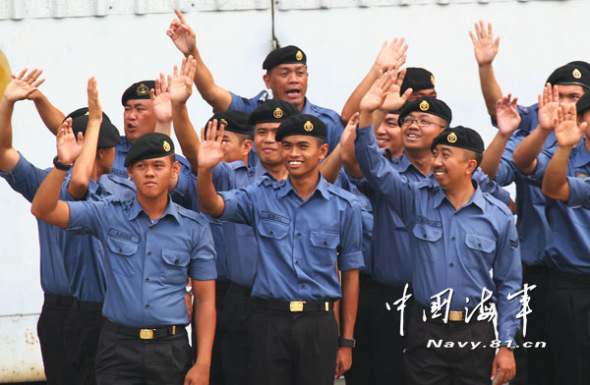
[69,119,101,199]
[340,269,359,339]
[192,49,231,112]
[32,92,65,135]
[478,64,503,120]
[30,167,70,228]
[341,136,362,179]
[0,98,20,171]
[512,127,551,174]
[542,145,572,201]
[319,144,343,183]
[193,280,216,367]
[171,101,199,170]
[480,132,510,179]
[341,65,381,123]
[196,167,225,216]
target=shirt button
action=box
[423,233,427,238]
[296,232,301,237]
[145,304,150,309]
[174,259,179,265]
[300,204,304,208]
[145,278,150,282]
[449,263,454,267]
[451,236,455,241]
[118,247,122,252]
[295,260,299,265]
[478,243,482,248]
[323,241,328,245]
[300,284,305,289]
[269,231,274,235]
[147,251,152,256]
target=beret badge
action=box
[303,121,314,132]
[573,68,582,79]
[163,140,171,152]
[430,75,435,86]
[273,108,284,119]
[219,119,228,128]
[136,83,150,96]
[419,100,430,111]
[296,50,303,61]
[447,132,458,143]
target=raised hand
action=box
[538,83,560,131]
[197,120,225,170]
[554,103,586,148]
[169,56,197,105]
[360,69,396,113]
[56,118,83,165]
[340,112,359,148]
[469,20,499,66]
[87,77,102,122]
[3,68,45,103]
[374,38,408,71]
[151,73,172,123]
[380,67,412,113]
[495,94,520,138]
[167,8,197,56]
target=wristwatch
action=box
[338,337,356,348]
[53,156,73,171]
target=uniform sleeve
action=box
[494,131,527,186]
[188,219,218,281]
[566,176,590,209]
[170,161,198,211]
[473,169,511,206]
[66,199,111,236]
[527,146,557,187]
[228,90,267,114]
[217,183,258,226]
[355,125,414,223]
[493,216,523,343]
[337,199,364,272]
[0,153,48,202]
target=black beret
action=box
[65,107,120,149]
[124,132,175,167]
[205,110,252,136]
[568,61,590,76]
[248,99,300,125]
[275,114,326,142]
[546,64,590,90]
[121,80,155,106]
[431,126,484,154]
[576,92,590,115]
[262,45,307,71]
[398,97,452,125]
[400,67,436,95]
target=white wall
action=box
[0,0,588,381]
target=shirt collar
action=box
[254,160,275,181]
[276,173,331,200]
[432,180,485,212]
[128,195,180,222]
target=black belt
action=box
[227,281,252,297]
[257,299,333,313]
[44,293,75,307]
[550,270,590,286]
[104,319,186,340]
[72,299,103,312]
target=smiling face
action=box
[280,135,327,179]
[375,113,403,155]
[127,156,179,200]
[123,99,157,143]
[263,64,308,111]
[255,122,283,168]
[431,144,476,191]
[401,112,448,152]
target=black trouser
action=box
[248,302,338,385]
[218,282,256,385]
[345,275,412,385]
[96,320,192,385]
[514,264,553,385]
[404,305,495,385]
[37,293,77,385]
[64,300,103,385]
[206,280,229,385]
[545,270,590,385]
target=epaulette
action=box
[482,192,513,217]
[177,205,208,225]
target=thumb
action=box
[490,359,498,380]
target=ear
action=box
[318,142,329,161]
[171,160,181,179]
[127,166,133,179]
[242,139,253,156]
[96,148,104,160]
[263,73,272,90]
[465,159,477,175]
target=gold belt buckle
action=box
[449,311,464,322]
[289,301,305,312]
[139,329,154,340]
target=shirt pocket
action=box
[309,230,340,269]
[106,236,139,277]
[412,223,443,262]
[463,233,496,269]
[310,231,340,250]
[161,249,191,285]
[257,220,289,240]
